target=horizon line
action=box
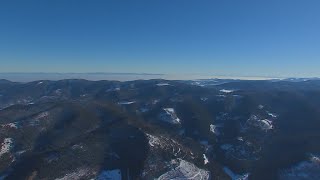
[0,72,319,82]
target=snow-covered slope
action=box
[158,159,210,180]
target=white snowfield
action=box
[1,122,18,129]
[158,159,210,180]
[156,83,170,86]
[145,133,192,158]
[247,115,274,131]
[146,133,161,147]
[203,154,209,165]
[55,167,94,180]
[118,101,135,105]
[237,137,244,141]
[267,112,278,118]
[259,119,273,130]
[210,124,220,135]
[106,87,120,92]
[97,169,122,180]
[0,138,13,157]
[162,108,181,124]
[220,89,234,93]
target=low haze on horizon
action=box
[0,72,280,82]
[1,0,319,78]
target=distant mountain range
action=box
[2,72,317,82]
[0,78,320,179]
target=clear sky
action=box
[0,0,319,78]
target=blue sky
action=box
[0,0,319,77]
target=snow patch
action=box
[161,108,181,124]
[55,167,94,180]
[156,83,170,86]
[220,89,234,93]
[260,119,273,130]
[158,159,210,180]
[118,101,135,105]
[210,124,220,135]
[0,138,13,157]
[203,154,209,165]
[237,137,244,141]
[146,133,161,147]
[106,87,120,92]
[267,112,278,118]
[145,133,191,158]
[1,122,18,129]
[247,115,274,131]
